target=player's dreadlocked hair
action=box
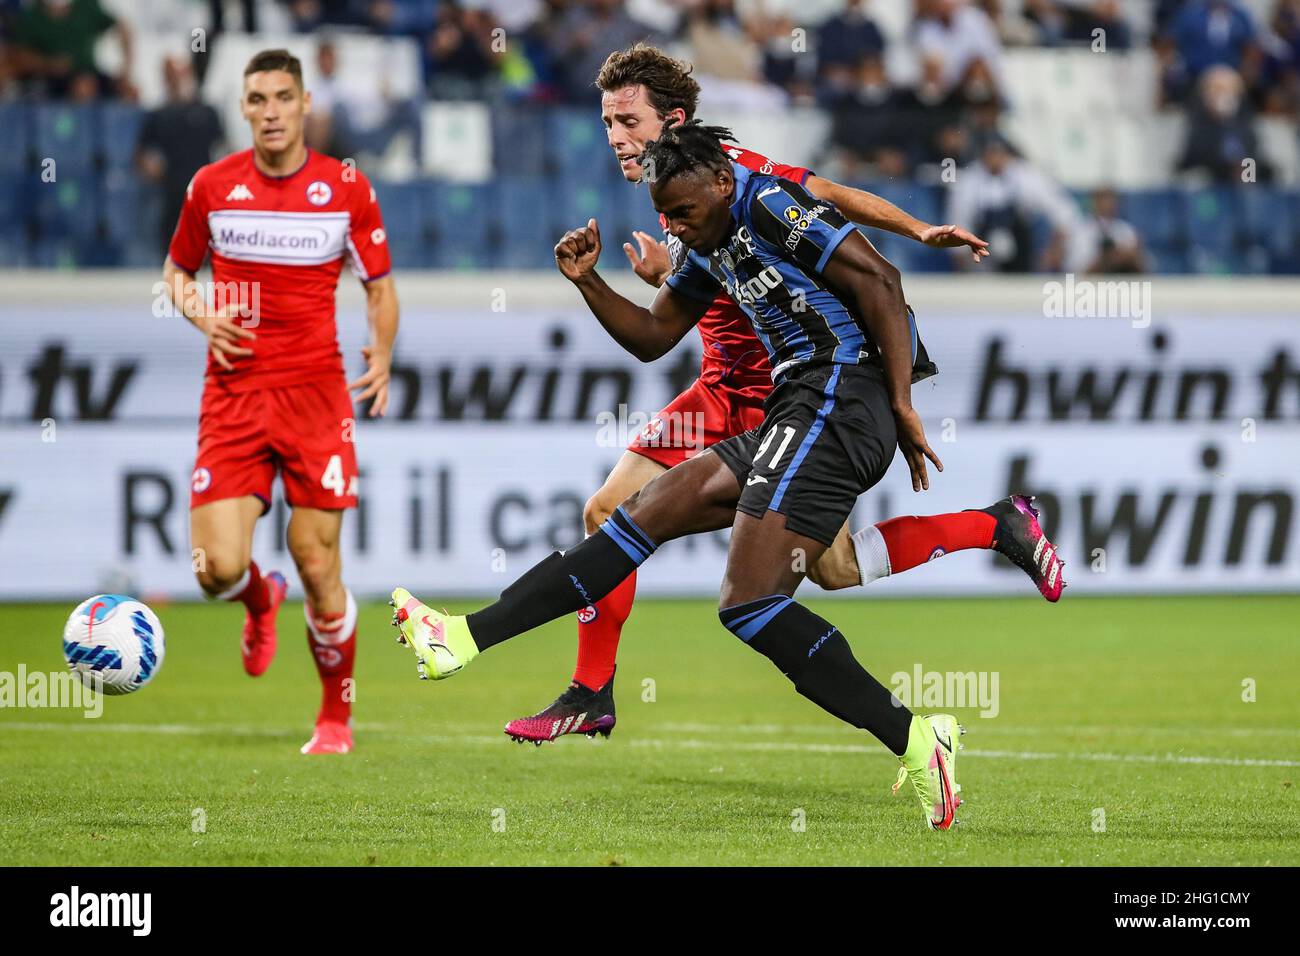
[639,120,736,189]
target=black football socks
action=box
[467,506,657,650]
[719,595,912,755]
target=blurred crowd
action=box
[0,0,1298,275]
[2,2,1296,111]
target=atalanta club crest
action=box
[306,181,333,206]
[577,605,598,624]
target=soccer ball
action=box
[62,595,166,696]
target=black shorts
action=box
[712,363,897,547]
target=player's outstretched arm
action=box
[161,256,254,371]
[556,218,708,361]
[805,176,990,264]
[348,274,397,417]
[821,233,943,491]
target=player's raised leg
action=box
[287,506,356,755]
[806,498,1067,601]
[503,450,665,743]
[391,446,743,680]
[191,495,287,677]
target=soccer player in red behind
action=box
[501,44,1062,744]
[161,49,398,755]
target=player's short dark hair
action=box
[243,49,304,88]
[596,43,700,120]
[640,120,734,190]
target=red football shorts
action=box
[626,377,767,469]
[190,376,359,512]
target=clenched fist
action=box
[554,218,602,282]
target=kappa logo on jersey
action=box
[306,181,333,205]
[225,183,255,202]
[191,467,212,493]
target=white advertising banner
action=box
[1,274,1297,599]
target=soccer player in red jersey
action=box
[502,45,1062,744]
[161,49,398,755]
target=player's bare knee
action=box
[582,492,616,536]
[194,555,246,597]
[719,576,773,611]
[806,552,856,591]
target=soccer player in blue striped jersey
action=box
[389,122,1063,829]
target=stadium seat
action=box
[30,237,81,269]
[98,103,145,174]
[33,103,98,177]
[0,234,28,267]
[0,179,28,232]
[100,175,163,266]
[545,108,619,184]
[909,243,954,274]
[1178,188,1239,261]
[0,102,32,178]
[1121,189,1182,247]
[1145,242,1190,274]
[372,182,430,269]
[491,105,548,176]
[34,173,101,244]
[494,176,555,269]
[426,181,494,269]
[1236,185,1295,254]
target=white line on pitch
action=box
[2,720,1296,767]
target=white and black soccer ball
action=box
[62,595,166,696]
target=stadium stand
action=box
[0,0,1295,274]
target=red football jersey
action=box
[168,149,392,392]
[660,144,812,400]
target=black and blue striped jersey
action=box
[665,164,935,385]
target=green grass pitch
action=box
[1,595,1296,866]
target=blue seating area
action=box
[1,101,1298,274]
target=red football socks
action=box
[571,570,636,690]
[228,561,271,615]
[306,594,357,725]
[876,511,997,574]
